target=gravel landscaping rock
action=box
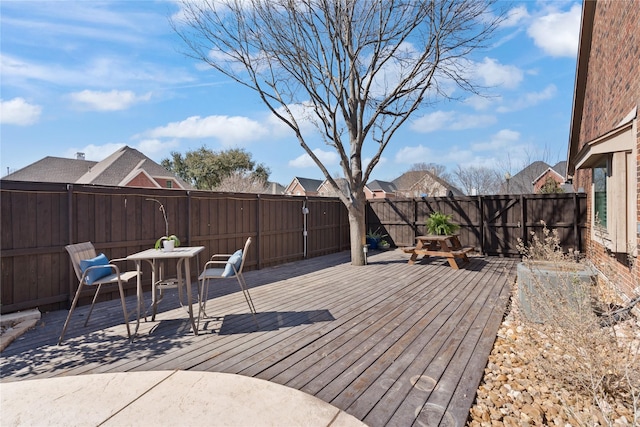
[467,293,639,426]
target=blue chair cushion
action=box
[80,253,112,285]
[222,250,243,278]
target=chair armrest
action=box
[209,254,233,260]
[203,260,231,269]
[80,263,122,284]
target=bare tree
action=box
[173,0,502,265]
[454,164,502,195]
[213,171,270,193]
[408,162,453,183]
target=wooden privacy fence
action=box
[366,193,587,257]
[1,181,349,314]
[1,181,586,315]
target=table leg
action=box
[183,257,198,335]
[133,260,142,340]
[150,260,159,321]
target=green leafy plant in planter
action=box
[147,198,181,250]
[425,211,459,235]
[378,239,391,250]
[366,227,387,250]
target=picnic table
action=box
[403,235,474,269]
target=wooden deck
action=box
[0,249,517,427]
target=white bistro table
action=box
[126,246,205,337]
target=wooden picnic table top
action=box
[0,249,517,427]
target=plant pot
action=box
[163,239,175,252]
[366,237,379,250]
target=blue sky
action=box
[1,0,582,186]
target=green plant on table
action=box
[147,198,181,249]
[425,211,459,235]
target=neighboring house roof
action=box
[284,177,324,195]
[295,177,323,191]
[551,161,567,176]
[318,178,350,197]
[265,182,285,195]
[2,146,193,189]
[366,180,397,193]
[392,170,463,197]
[3,157,98,183]
[532,161,568,186]
[505,161,551,194]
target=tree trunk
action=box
[347,200,367,266]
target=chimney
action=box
[76,152,85,160]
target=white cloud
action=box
[69,89,152,111]
[411,110,496,133]
[471,129,521,151]
[288,148,338,168]
[527,4,581,58]
[475,57,523,89]
[0,97,42,125]
[394,145,433,164]
[0,53,194,89]
[497,84,557,113]
[502,5,530,27]
[144,115,269,146]
[449,114,497,130]
[136,138,181,156]
[411,111,455,133]
[464,95,498,111]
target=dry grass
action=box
[516,223,639,426]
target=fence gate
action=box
[482,196,523,257]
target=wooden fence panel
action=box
[258,196,304,268]
[365,193,586,257]
[1,182,351,314]
[1,181,585,314]
[307,198,348,257]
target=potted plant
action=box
[366,227,387,250]
[378,239,391,250]
[147,198,181,251]
[425,211,459,236]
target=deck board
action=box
[1,250,517,427]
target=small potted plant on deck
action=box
[147,198,181,251]
[425,211,459,236]
[366,227,388,250]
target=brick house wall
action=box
[571,1,639,300]
[126,171,158,188]
[532,170,564,193]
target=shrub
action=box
[425,211,459,235]
[516,222,639,426]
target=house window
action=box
[574,116,636,254]
[592,161,608,228]
[166,180,173,188]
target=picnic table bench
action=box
[403,235,474,269]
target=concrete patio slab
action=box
[1,370,366,427]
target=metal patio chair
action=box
[197,237,258,330]
[59,242,137,344]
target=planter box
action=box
[366,237,379,250]
[517,261,596,323]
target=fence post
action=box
[256,194,262,270]
[186,190,192,247]
[478,195,484,255]
[520,194,527,248]
[573,192,581,252]
[66,184,74,307]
